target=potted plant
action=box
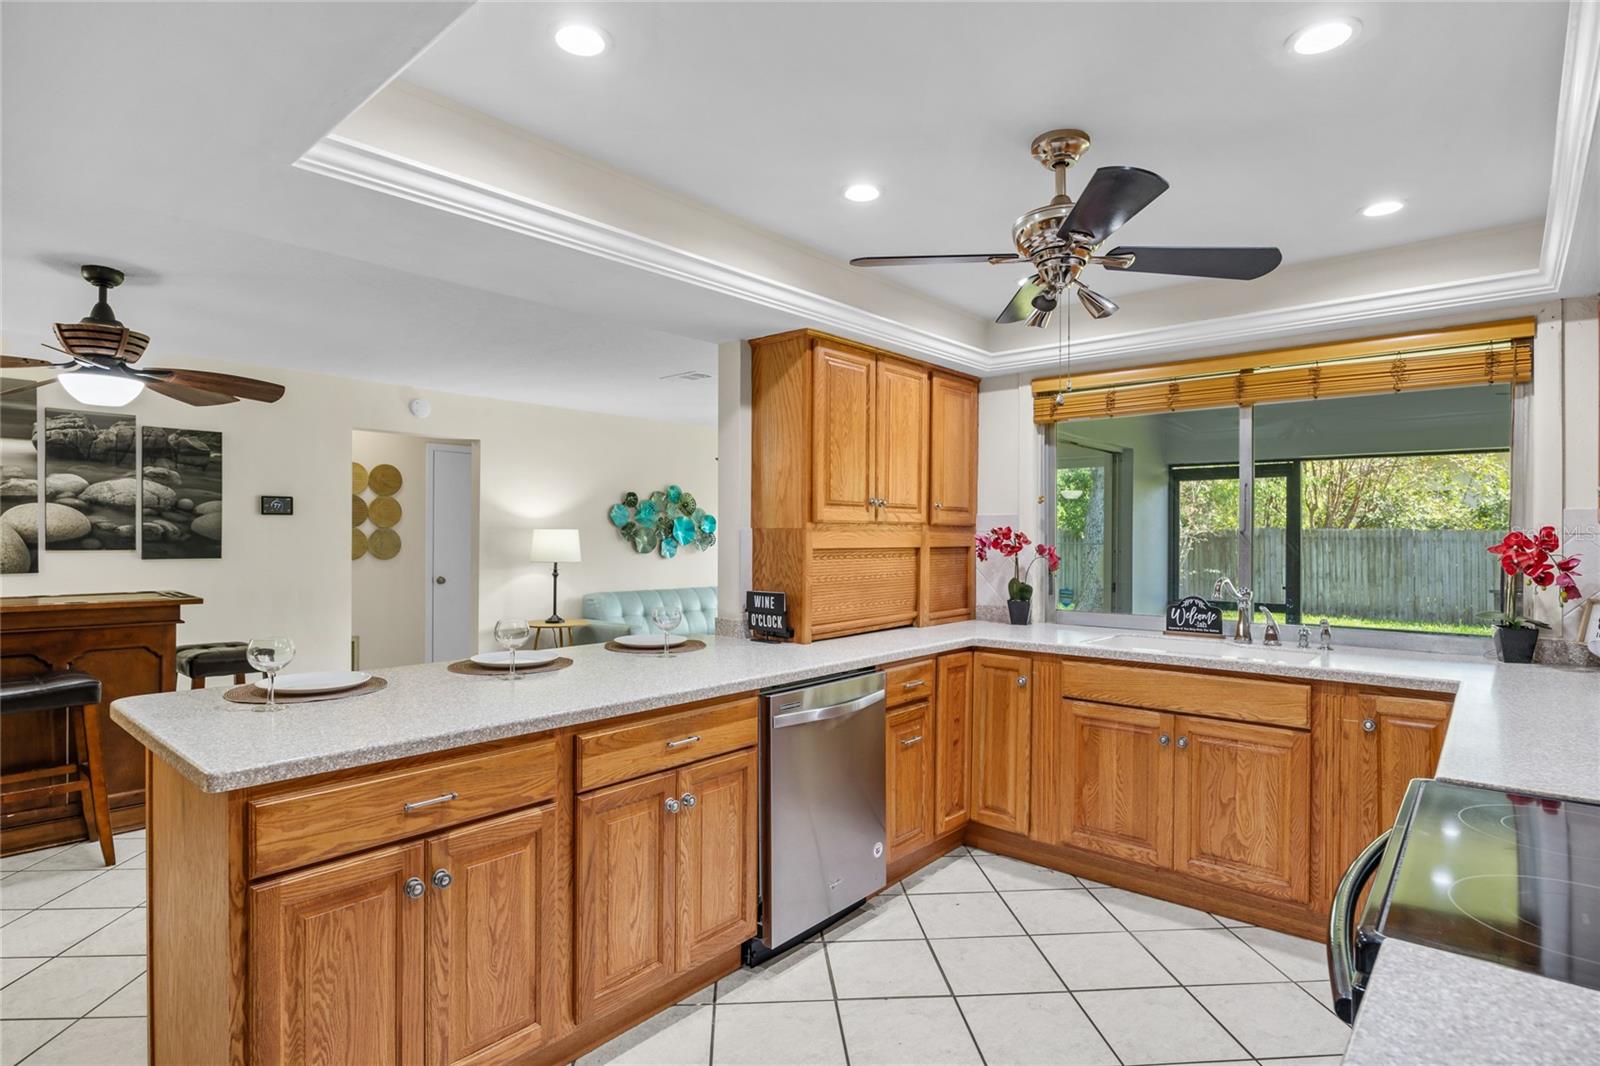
[1484,526,1583,663]
[976,526,1060,625]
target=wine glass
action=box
[650,605,683,658]
[494,618,532,680]
[246,637,296,712]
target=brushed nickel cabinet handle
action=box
[902,679,927,690]
[901,735,924,747]
[681,792,697,808]
[1159,734,1171,747]
[404,877,425,900]
[665,735,701,750]
[1017,675,1028,687]
[403,791,458,813]
[665,797,681,814]
[431,868,453,890]
[1176,736,1189,750]
[1363,718,1377,733]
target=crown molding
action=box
[299,6,1598,376]
[295,136,993,373]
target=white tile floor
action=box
[581,847,1351,1066]
[0,839,1350,1066]
[0,830,147,1066]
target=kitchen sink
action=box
[1081,632,1327,665]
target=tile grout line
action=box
[902,850,988,1066]
[973,851,1126,1066]
[816,923,852,1066]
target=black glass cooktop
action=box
[1362,779,1600,990]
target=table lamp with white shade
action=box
[530,528,581,623]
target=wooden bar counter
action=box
[0,590,201,852]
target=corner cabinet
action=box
[752,329,977,642]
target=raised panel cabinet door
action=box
[873,358,929,524]
[970,652,1032,834]
[676,748,759,969]
[250,843,425,1066]
[1337,691,1451,866]
[425,805,559,1066]
[576,770,678,1022]
[886,701,935,860]
[928,373,978,526]
[934,653,974,836]
[1057,701,1175,868]
[1173,715,1311,903]
[811,344,876,523]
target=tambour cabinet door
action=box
[425,805,559,1066]
[873,358,929,524]
[928,373,978,526]
[675,748,759,970]
[934,653,974,836]
[576,770,679,1021]
[886,701,935,860]
[970,653,1032,834]
[250,843,425,1066]
[811,344,876,523]
[1058,700,1175,869]
[1172,715,1311,903]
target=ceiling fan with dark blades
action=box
[849,129,1282,327]
[0,265,287,407]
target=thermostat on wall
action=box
[260,495,294,515]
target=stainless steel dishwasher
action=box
[748,669,887,963]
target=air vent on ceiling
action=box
[660,370,712,382]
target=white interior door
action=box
[427,444,474,662]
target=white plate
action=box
[272,670,371,695]
[614,633,689,648]
[469,650,560,669]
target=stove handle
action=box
[1329,828,1390,1027]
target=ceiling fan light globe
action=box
[58,370,144,407]
[1076,285,1119,320]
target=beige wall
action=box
[350,429,432,670]
[1,362,718,671]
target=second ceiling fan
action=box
[850,128,1282,327]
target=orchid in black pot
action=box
[1482,526,1583,663]
[976,526,1060,625]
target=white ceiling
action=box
[403,1,1570,320]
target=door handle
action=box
[771,688,886,729]
[900,735,924,747]
[403,791,458,813]
[435,576,446,585]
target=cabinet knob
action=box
[681,792,697,808]
[403,877,425,900]
[432,868,453,890]
[1158,733,1170,747]
[1176,736,1189,750]
[1017,675,1028,687]
[934,501,943,509]
[665,797,681,814]
[1362,718,1377,733]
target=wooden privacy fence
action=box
[1179,528,1501,623]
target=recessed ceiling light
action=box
[1361,199,1405,218]
[555,24,607,57]
[843,184,880,203]
[1288,18,1358,56]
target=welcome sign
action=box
[1165,596,1224,638]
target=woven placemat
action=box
[447,656,573,677]
[604,638,708,655]
[223,675,388,705]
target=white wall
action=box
[1,362,718,671]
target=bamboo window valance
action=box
[1031,318,1534,424]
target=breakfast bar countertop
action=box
[112,619,1598,798]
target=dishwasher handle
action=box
[771,688,885,729]
[1329,828,1390,1026]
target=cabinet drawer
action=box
[1061,659,1310,729]
[577,697,758,792]
[247,738,557,879]
[885,658,935,707]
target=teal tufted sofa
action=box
[578,587,718,645]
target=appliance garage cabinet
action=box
[750,329,979,642]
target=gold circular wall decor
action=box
[368,496,401,529]
[369,464,403,496]
[369,527,401,560]
[352,528,369,560]
[352,494,368,526]
[352,462,369,494]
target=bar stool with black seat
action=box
[176,641,254,689]
[0,671,116,866]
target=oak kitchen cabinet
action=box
[886,700,935,861]
[751,328,977,641]
[970,651,1032,835]
[933,651,973,836]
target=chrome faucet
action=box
[1212,577,1254,644]
[1296,625,1311,649]
[1318,618,1333,652]
[1259,606,1282,647]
